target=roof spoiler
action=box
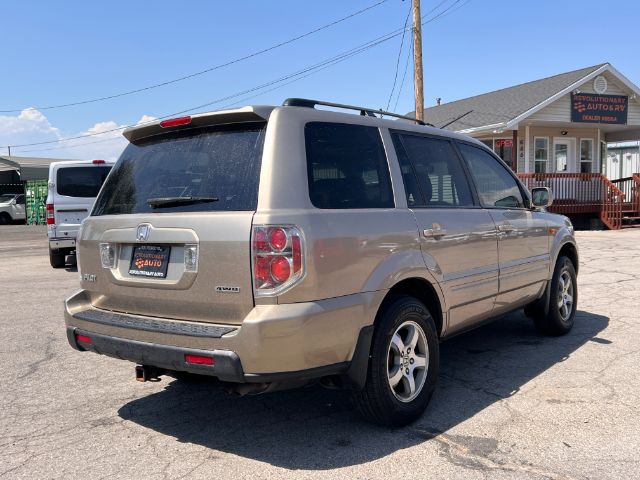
[122,106,274,143]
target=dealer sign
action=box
[571,93,628,124]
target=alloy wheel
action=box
[387,320,429,403]
[557,270,574,321]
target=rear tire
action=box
[49,250,66,268]
[351,296,439,427]
[0,212,11,225]
[532,255,577,336]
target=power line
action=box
[393,0,465,113]
[9,22,415,151]
[0,0,389,114]
[423,0,465,24]
[385,6,411,111]
[10,0,470,153]
[386,0,451,111]
[15,51,374,155]
[9,30,406,150]
[393,37,413,112]
[435,0,473,20]
[13,32,404,154]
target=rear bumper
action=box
[67,327,246,382]
[64,289,382,384]
[49,237,76,250]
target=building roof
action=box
[0,155,79,181]
[407,63,640,133]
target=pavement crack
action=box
[17,335,56,380]
[412,428,577,480]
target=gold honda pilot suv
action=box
[65,99,579,426]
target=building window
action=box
[534,137,548,173]
[580,139,594,173]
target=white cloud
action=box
[136,114,157,125]
[0,109,155,161]
[0,108,60,139]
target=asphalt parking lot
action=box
[1,225,639,480]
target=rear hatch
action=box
[79,119,267,325]
[54,164,112,238]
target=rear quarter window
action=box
[305,122,394,209]
[56,166,112,198]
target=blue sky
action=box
[2,0,639,159]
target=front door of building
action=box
[553,138,576,172]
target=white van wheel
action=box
[49,250,65,268]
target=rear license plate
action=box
[129,245,171,278]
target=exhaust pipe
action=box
[225,379,311,396]
[135,365,163,382]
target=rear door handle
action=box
[423,228,447,238]
[498,223,515,233]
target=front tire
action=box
[533,255,577,336]
[351,296,439,427]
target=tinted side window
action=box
[391,132,474,207]
[305,123,394,209]
[56,166,112,198]
[458,143,525,208]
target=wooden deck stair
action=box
[621,210,640,228]
[613,174,640,229]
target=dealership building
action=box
[413,63,640,229]
[418,63,640,178]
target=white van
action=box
[46,159,114,268]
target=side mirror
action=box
[531,187,553,208]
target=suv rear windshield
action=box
[56,166,112,198]
[92,123,266,215]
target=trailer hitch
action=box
[135,365,163,382]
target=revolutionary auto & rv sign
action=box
[571,93,628,124]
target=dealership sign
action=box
[571,93,628,124]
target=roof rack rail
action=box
[282,98,434,127]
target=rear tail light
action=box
[46,203,55,225]
[184,354,214,365]
[252,225,304,296]
[92,159,106,164]
[99,242,117,269]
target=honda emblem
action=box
[136,224,151,242]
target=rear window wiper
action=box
[147,196,219,208]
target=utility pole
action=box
[412,0,424,122]
[7,146,11,157]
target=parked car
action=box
[0,193,26,224]
[46,159,114,268]
[64,99,578,426]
